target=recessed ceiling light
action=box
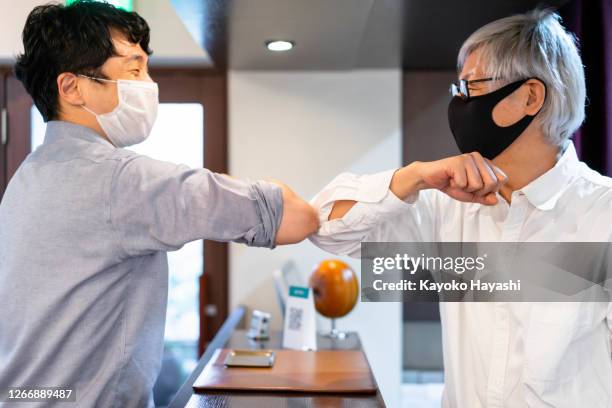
[265,40,295,52]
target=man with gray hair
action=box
[310,9,611,407]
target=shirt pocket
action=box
[524,302,591,383]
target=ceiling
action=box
[170,0,572,71]
[401,0,570,69]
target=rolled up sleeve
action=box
[109,154,283,257]
[240,180,283,248]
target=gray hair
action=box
[457,9,586,147]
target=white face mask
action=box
[79,75,159,147]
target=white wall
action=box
[0,0,43,63]
[0,0,210,66]
[229,70,403,408]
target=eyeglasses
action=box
[449,77,500,100]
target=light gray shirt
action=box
[0,121,283,407]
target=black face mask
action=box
[447,78,543,159]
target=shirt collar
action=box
[43,120,114,147]
[517,141,580,211]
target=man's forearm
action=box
[328,162,425,221]
[388,161,427,200]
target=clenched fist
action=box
[328,152,508,221]
[391,152,508,205]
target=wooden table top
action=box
[169,307,386,408]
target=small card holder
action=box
[223,349,276,367]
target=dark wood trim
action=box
[151,69,229,355]
[0,71,6,199]
[5,75,32,183]
[200,74,229,353]
[201,242,229,353]
[198,273,209,355]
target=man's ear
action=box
[524,78,546,116]
[57,73,85,107]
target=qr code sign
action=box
[288,306,303,331]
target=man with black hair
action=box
[0,1,318,406]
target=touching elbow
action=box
[303,202,320,236]
[275,198,320,245]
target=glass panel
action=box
[30,104,205,405]
[31,106,45,151]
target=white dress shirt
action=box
[309,142,612,408]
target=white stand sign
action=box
[282,286,317,351]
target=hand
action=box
[415,152,508,205]
[332,152,509,221]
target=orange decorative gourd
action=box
[309,259,358,318]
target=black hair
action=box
[14,0,152,122]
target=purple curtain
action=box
[559,0,612,176]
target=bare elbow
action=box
[274,186,320,245]
[303,202,320,236]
